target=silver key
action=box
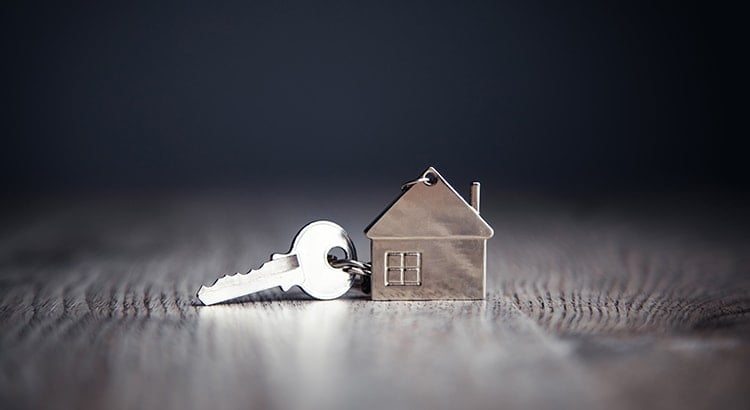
[196,220,355,305]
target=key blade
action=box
[197,254,301,305]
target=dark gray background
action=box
[1,0,746,195]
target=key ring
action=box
[401,177,430,190]
[400,170,438,190]
[328,257,372,277]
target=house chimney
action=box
[470,182,480,212]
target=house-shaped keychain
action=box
[365,167,494,300]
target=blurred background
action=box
[1,0,746,197]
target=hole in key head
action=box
[327,246,348,265]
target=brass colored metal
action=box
[365,167,493,300]
[471,182,481,212]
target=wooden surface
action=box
[1,191,749,410]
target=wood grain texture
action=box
[1,192,748,410]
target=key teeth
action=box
[197,272,245,305]
[199,272,240,293]
[197,255,300,305]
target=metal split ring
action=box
[401,177,430,190]
[329,257,372,277]
[401,171,439,190]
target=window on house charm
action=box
[385,251,422,286]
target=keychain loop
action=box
[328,257,372,277]
[401,170,438,190]
[401,177,430,190]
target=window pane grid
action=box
[384,251,421,286]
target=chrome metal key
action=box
[197,220,356,305]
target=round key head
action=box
[291,220,355,300]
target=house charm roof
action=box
[366,167,493,240]
[365,167,494,300]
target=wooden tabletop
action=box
[1,190,748,410]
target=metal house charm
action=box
[365,167,494,300]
